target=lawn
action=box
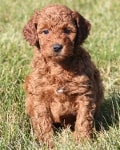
[0,0,120,149]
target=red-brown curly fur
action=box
[23,4,103,147]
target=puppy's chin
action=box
[51,52,74,63]
[51,55,66,62]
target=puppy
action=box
[23,4,103,147]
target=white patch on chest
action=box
[56,87,65,94]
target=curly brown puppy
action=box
[23,4,103,147]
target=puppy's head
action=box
[23,5,91,61]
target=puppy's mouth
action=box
[53,52,61,57]
[51,53,65,61]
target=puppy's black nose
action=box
[53,44,63,53]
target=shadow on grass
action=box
[96,91,120,131]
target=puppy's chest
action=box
[48,71,79,121]
[38,65,89,97]
[37,60,82,93]
[45,68,74,93]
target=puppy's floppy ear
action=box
[72,11,91,45]
[23,12,40,49]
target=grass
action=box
[0,0,120,149]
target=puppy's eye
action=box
[63,28,71,34]
[42,29,49,34]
